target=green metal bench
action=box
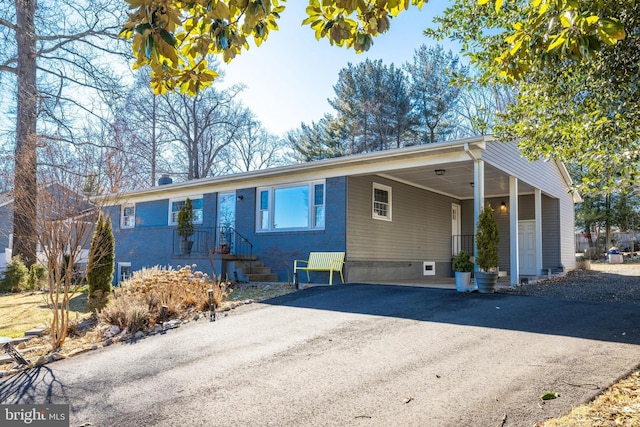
[294,252,345,285]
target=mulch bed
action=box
[499,266,640,305]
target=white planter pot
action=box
[455,271,472,292]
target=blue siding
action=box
[108,204,176,281]
[203,193,217,227]
[109,179,348,283]
[236,177,347,282]
[135,200,170,227]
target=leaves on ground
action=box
[541,392,560,401]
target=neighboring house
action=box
[0,183,95,275]
[104,136,579,286]
[0,190,15,274]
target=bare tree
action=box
[32,161,99,350]
[157,86,250,180]
[222,118,287,173]
[79,116,162,193]
[450,81,518,139]
[119,71,171,187]
[1,0,128,265]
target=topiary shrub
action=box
[87,212,115,311]
[177,198,195,241]
[475,204,500,272]
[25,263,47,291]
[453,250,473,272]
[0,256,29,292]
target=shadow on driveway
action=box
[261,284,640,345]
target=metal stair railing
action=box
[452,235,474,257]
[216,226,254,276]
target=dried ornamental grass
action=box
[542,371,640,427]
[99,265,229,330]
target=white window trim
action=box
[118,262,132,284]
[257,180,325,232]
[121,204,136,229]
[372,182,392,221]
[169,196,204,226]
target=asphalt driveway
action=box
[1,284,639,426]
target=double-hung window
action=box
[121,204,136,229]
[257,181,325,231]
[169,197,204,225]
[372,182,392,221]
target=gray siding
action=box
[461,199,474,235]
[542,197,561,269]
[483,141,576,270]
[461,194,562,273]
[483,142,570,199]
[518,194,561,270]
[346,175,456,263]
[559,192,576,270]
[517,195,535,221]
[0,204,11,251]
[482,197,510,273]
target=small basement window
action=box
[118,262,132,284]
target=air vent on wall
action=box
[423,261,435,276]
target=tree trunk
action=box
[12,0,38,266]
[151,94,157,186]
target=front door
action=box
[452,203,461,255]
[518,220,537,275]
[217,193,236,249]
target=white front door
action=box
[452,203,461,255]
[518,220,537,275]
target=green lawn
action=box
[0,290,90,338]
[0,285,294,339]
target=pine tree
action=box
[406,45,467,144]
[87,212,115,311]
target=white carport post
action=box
[509,176,519,286]
[535,188,543,276]
[473,159,485,267]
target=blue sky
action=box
[220,1,457,136]
[0,1,457,146]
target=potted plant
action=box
[452,250,473,292]
[177,198,195,254]
[475,204,500,293]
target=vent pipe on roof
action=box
[158,174,173,186]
